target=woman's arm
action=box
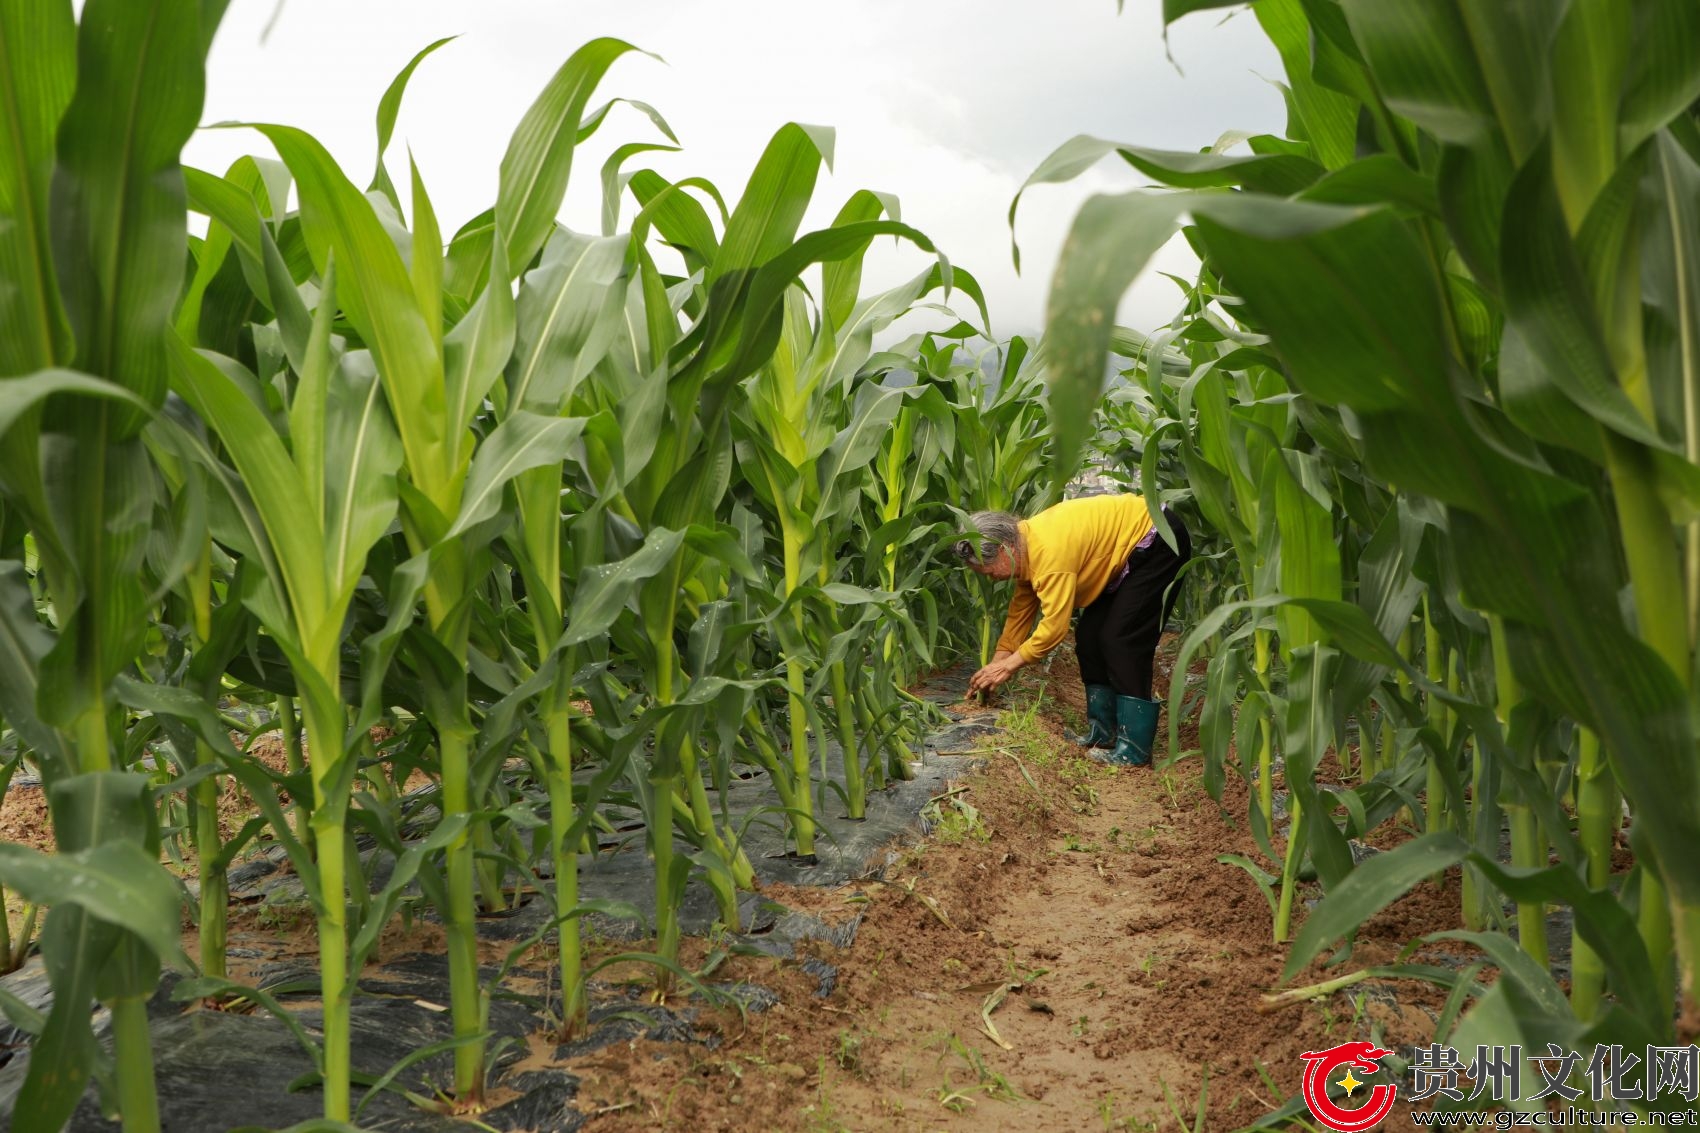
[994,583,1040,654]
[1013,571,1079,662]
[971,591,1036,698]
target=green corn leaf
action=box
[408,157,444,361]
[1463,857,1662,1026]
[1619,0,1700,155]
[33,431,157,740]
[0,986,45,1038]
[322,351,403,595]
[628,169,724,272]
[1192,206,1446,411]
[182,165,270,294]
[822,189,898,332]
[688,220,939,410]
[682,522,758,583]
[0,841,187,967]
[600,142,681,236]
[651,436,736,532]
[281,250,335,521]
[443,207,496,303]
[1642,128,1700,463]
[1498,143,1664,453]
[559,527,688,647]
[1292,399,1695,959]
[447,411,587,538]
[1042,188,1359,478]
[170,339,329,637]
[577,96,676,149]
[1284,831,1468,981]
[812,386,906,524]
[1270,448,1341,653]
[1335,0,1505,148]
[172,976,323,1067]
[53,0,209,426]
[711,122,834,282]
[509,460,566,626]
[180,158,286,343]
[369,36,455,209]
[0,367,150,442]
[1255,0,1357,169]
[1298,154,1439,213]
[497,37,643,277]
[823,267,938,395]
[0,0,76,373]
[685,600,737,677]
[15,769,179,1128]
[1281,645,1354,886]
[506,227,627,414]
[113,676,318,894]
[0,562,67,764]
[16,903,116,1129]
[347,815,468,967]
[354,550,429,732]
[1333,500,1424,712]
[251,123,451,505]
[444,237,514,457]
[1162,0,1246,25]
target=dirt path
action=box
[576,637,1460,1132]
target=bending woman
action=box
[956,494,1190,766]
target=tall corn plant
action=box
[920,335,1057,665]
[734,245,948,829]
[170,254,404,1123]
[0,2,220,1130]
[240,38,649,1104]
[171,151,297,982]
[608,130,938,867]
[1038,0,1700,1045]
[498,220,628,1037]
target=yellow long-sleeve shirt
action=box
[994,494,1154,663]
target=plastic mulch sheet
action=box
[0,666,997,1132]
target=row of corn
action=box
[0,3,1061,1128]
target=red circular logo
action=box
[1300,1042,1398,1132]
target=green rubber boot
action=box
[1065,684,1116,749]
[1109,693,1161,767]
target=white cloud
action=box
[188,0,1284,337]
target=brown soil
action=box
[0,784,51,855]
[562,634,1456,1132]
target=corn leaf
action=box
[369,36,454,209]
[447,411,586,538]
[497,37,641,277]
[0,0,75,373]
[253,124,451,504]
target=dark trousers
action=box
[1075,512,1192,699]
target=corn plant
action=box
[0,2,226,1130]
[912,333,1057,665]
[735,247,949,827]
[618,129,938,863]
[169,239,411,1120]
[1038,0,1700,1054]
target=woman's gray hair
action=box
[952,509,1023,566]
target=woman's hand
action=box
[967,651,1024,697]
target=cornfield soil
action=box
[564,635,1462,1133]
[1,635,1476,1130]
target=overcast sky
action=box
[188,0,1285,339]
